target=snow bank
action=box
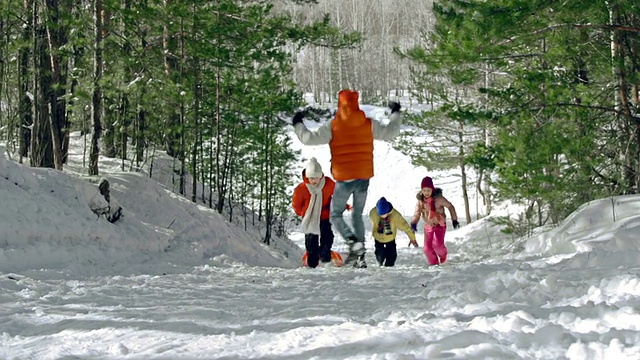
[524,195,640,255]
[0,145,300,275]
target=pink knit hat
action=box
[421,176,434,190]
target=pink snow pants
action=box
[423,225,447,265]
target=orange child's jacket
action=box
[292,172,336,221]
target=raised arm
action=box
[292,111,333,145]
[372,102,402,141]
[372,112,402,141]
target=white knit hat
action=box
[305,157,323,178]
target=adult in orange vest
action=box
[292,90,403,268]
[292,158,336,268]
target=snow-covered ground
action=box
[2,106,640,359]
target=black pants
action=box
[374,240,397,267]
[305,219,334,268]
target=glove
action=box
[409,240,419,248]
[292,111,306,126]
[345,204,352,211]
[452,220,460,229]
[410,223,417,232]
[388,101,401,113]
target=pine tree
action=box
[401,0,640,226]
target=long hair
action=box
[416,190,437,213]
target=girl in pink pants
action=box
[410,176,460,266]
[422,224,448,265]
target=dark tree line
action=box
[397,0,640,233]
[0,0,359,243]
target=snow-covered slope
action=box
[524,194,640,254]
[0,139,302,276]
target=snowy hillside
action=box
[0,135,302,276]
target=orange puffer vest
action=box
[329,90,374,181]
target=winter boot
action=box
[375,252,385,267]
[319,247,332,263]
[353,254,367,269]
[344,236,365,265]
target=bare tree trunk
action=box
[632,22,640,192]
[135,91,146,167]
[0,17,4,136]
[163,0,180,158]
[89,0,103,176]
[209,69,217,209]
[208,64,220,209]
[101,98,117,158]
[100,5,118,160]
[608,5,637,193]
[134,19,148,168]
[65,46,83,165]
[119,94,129,170]
[458,122,471,224]
[215,98,237,214]
[227,159,235,221]
[482,66,492,215]
[177,17,186,196]
[191,56,200,203]
[190,3,200,203]
[18,0,33,162]
[475,170,483,220]
[43,0,70,170]
[31,22,54,168]
[213,6,226,213]
[483,128,492,215]
[262,119,272,245]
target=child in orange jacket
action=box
[411,176,459,266]
[292,158,336,268]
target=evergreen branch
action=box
[481,52,547,61]
[537,102,640,124]
[590,163,622,189]
[494,23,640,47]
[210,10,251,23]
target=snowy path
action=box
[3,246,640,359]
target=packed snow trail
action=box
[3,245,640,360]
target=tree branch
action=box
[534,102,640,124]
[494,23,640,47]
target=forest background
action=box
[0,0,638,242]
